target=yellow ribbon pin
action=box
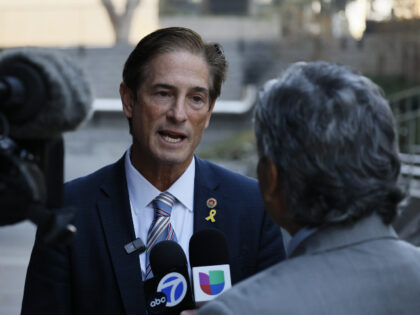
[205,209,217,223]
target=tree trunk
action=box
[101,0,141,44]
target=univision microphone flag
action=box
[192,264,231,305]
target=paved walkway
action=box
[0,222,36,314]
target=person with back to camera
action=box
[21,27,286,315]
[195,61,420,315]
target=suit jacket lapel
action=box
[193,157,230,233]
[96,155,146,314]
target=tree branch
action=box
[101,0,119,26]
[101,0,142,44]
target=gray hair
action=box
[254,61,404,227]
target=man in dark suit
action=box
[197,61,420,315]
[21,27,285,314]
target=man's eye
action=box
[192,96,204,103]
[157,91,169,97]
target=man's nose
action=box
[167,97,187,122]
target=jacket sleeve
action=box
[198,299,234,315]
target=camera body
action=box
[0,135,46,226]
[0,48,92,243]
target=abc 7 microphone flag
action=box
[157,272,188,306]
[146,241,195,314]
[148,271,190,314]
[147,270,192,314]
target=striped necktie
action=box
[145,191,177,279]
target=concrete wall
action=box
[0,0,159,47]
[160,16,281,41]
[240,33,420,86]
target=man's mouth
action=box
[159,131,186,144]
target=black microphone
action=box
[0,47,93,139]
[144,240,195,314]
[189,229,232,306]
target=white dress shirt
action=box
[124,148,195,280]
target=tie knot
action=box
[152,192,175,218]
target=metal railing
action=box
[389,86,420,197]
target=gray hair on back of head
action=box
[254,61,404,227]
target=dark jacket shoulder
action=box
[195,158,261,195]
[64,157,124,202]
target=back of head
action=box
[254,61,404,227]
[122,27,227,104]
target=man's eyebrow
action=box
[152,84,209,94]
[191,86,208,93]
[152,83,175,90]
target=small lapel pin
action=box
[205,209,217,223]
[206,197,217,209]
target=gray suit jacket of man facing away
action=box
[198,213,420,315]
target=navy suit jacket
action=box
[22,156,285,315]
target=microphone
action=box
[0,47,93,139]
[189,229,232,306]
[144,240,195,314]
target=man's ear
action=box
[257,156,279,203]
[120,82,134,119]
[204,99,216,129]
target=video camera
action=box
[0,48,92,244]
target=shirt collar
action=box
[287,226,318,257]
[125,149,160,211]
[124,148,195,213]
[166,157,195,212]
